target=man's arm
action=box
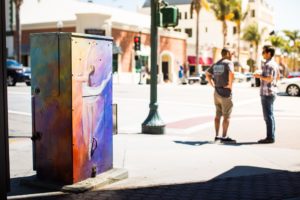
[226,71,234,90]
[253,73,273,83]
[224,62,234,90]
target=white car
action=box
[277,77,300,96]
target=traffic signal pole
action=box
[0,0,10,199]
[142,0,165,134]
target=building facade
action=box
[6,0,187,84]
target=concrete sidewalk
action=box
[7,114,300,200]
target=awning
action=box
[187,56,213,66]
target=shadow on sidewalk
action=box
[174,140,211,146]
[222,141,259,146]
[8,166,300,200]
[8,175,62,197]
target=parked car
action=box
[6,59,31,86]
[187,72,208,85]
[244,72,253,82]
[234,72,246,82]
[277,77,300,96]
[287,72,300,78]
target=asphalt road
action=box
[7,81,300,137]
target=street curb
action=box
[20,168,128,194]
[62,168,128,193]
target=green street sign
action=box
[160,5,179,28]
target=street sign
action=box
[160,5,179,28]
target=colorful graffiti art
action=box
[31,33,113,184]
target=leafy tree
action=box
[242,23,266,64]
[283,30,300,71]
[268,35,285,49]
[190,0,209,72]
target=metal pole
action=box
[142,0,165,134]
[0,0,10,199]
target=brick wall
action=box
[112,28,186,73]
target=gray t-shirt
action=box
[207,59,234,97]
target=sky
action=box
[84,0,299,31]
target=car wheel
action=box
[287,84,300,96]
[7,76,16,86]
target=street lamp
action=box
[141,0,165,134]
[1,0,10,199]
[57,21,63,32]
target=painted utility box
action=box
[30,32,113,184]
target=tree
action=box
[242,23,266,66]
[14,0,23,63]
[268,35,285,49]
[283,30,300,71]
[190,0,209,73]
[231,0,248,63]
[210,0,234,47]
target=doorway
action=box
[162,61,169,82]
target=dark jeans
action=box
[261,95,276,139]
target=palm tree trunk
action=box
[195,11,200,73]
[255,44,259,69]
[223,21,227,47]
[14,0,22,63]
[237,27,240,63]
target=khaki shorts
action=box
[214,91,233,118]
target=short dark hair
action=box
[221,47,231,57]
[263,45,275,57]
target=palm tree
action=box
[242,23,266,67]
[268,35,285,49]
[283,30,300,71]
[14,0,23,63]
[210,0,234,47]
[231,0,248,63]
[190,0,209,73]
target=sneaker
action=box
[221,137,236,143]
[258,138,274,144]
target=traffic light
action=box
[134,36,141,51]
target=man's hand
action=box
[224,85,232,90]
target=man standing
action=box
[254,45,278,144]
[206,48,235,143]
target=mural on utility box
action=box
[31,33,113,184]
[72,37,113,181]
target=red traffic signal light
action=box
[134,36,141,51]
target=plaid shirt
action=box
[260,59,278,96]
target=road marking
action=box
[8,110,31,116]
[115,97,214,108]
[8,91,30,95]
[116,97,261,108]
